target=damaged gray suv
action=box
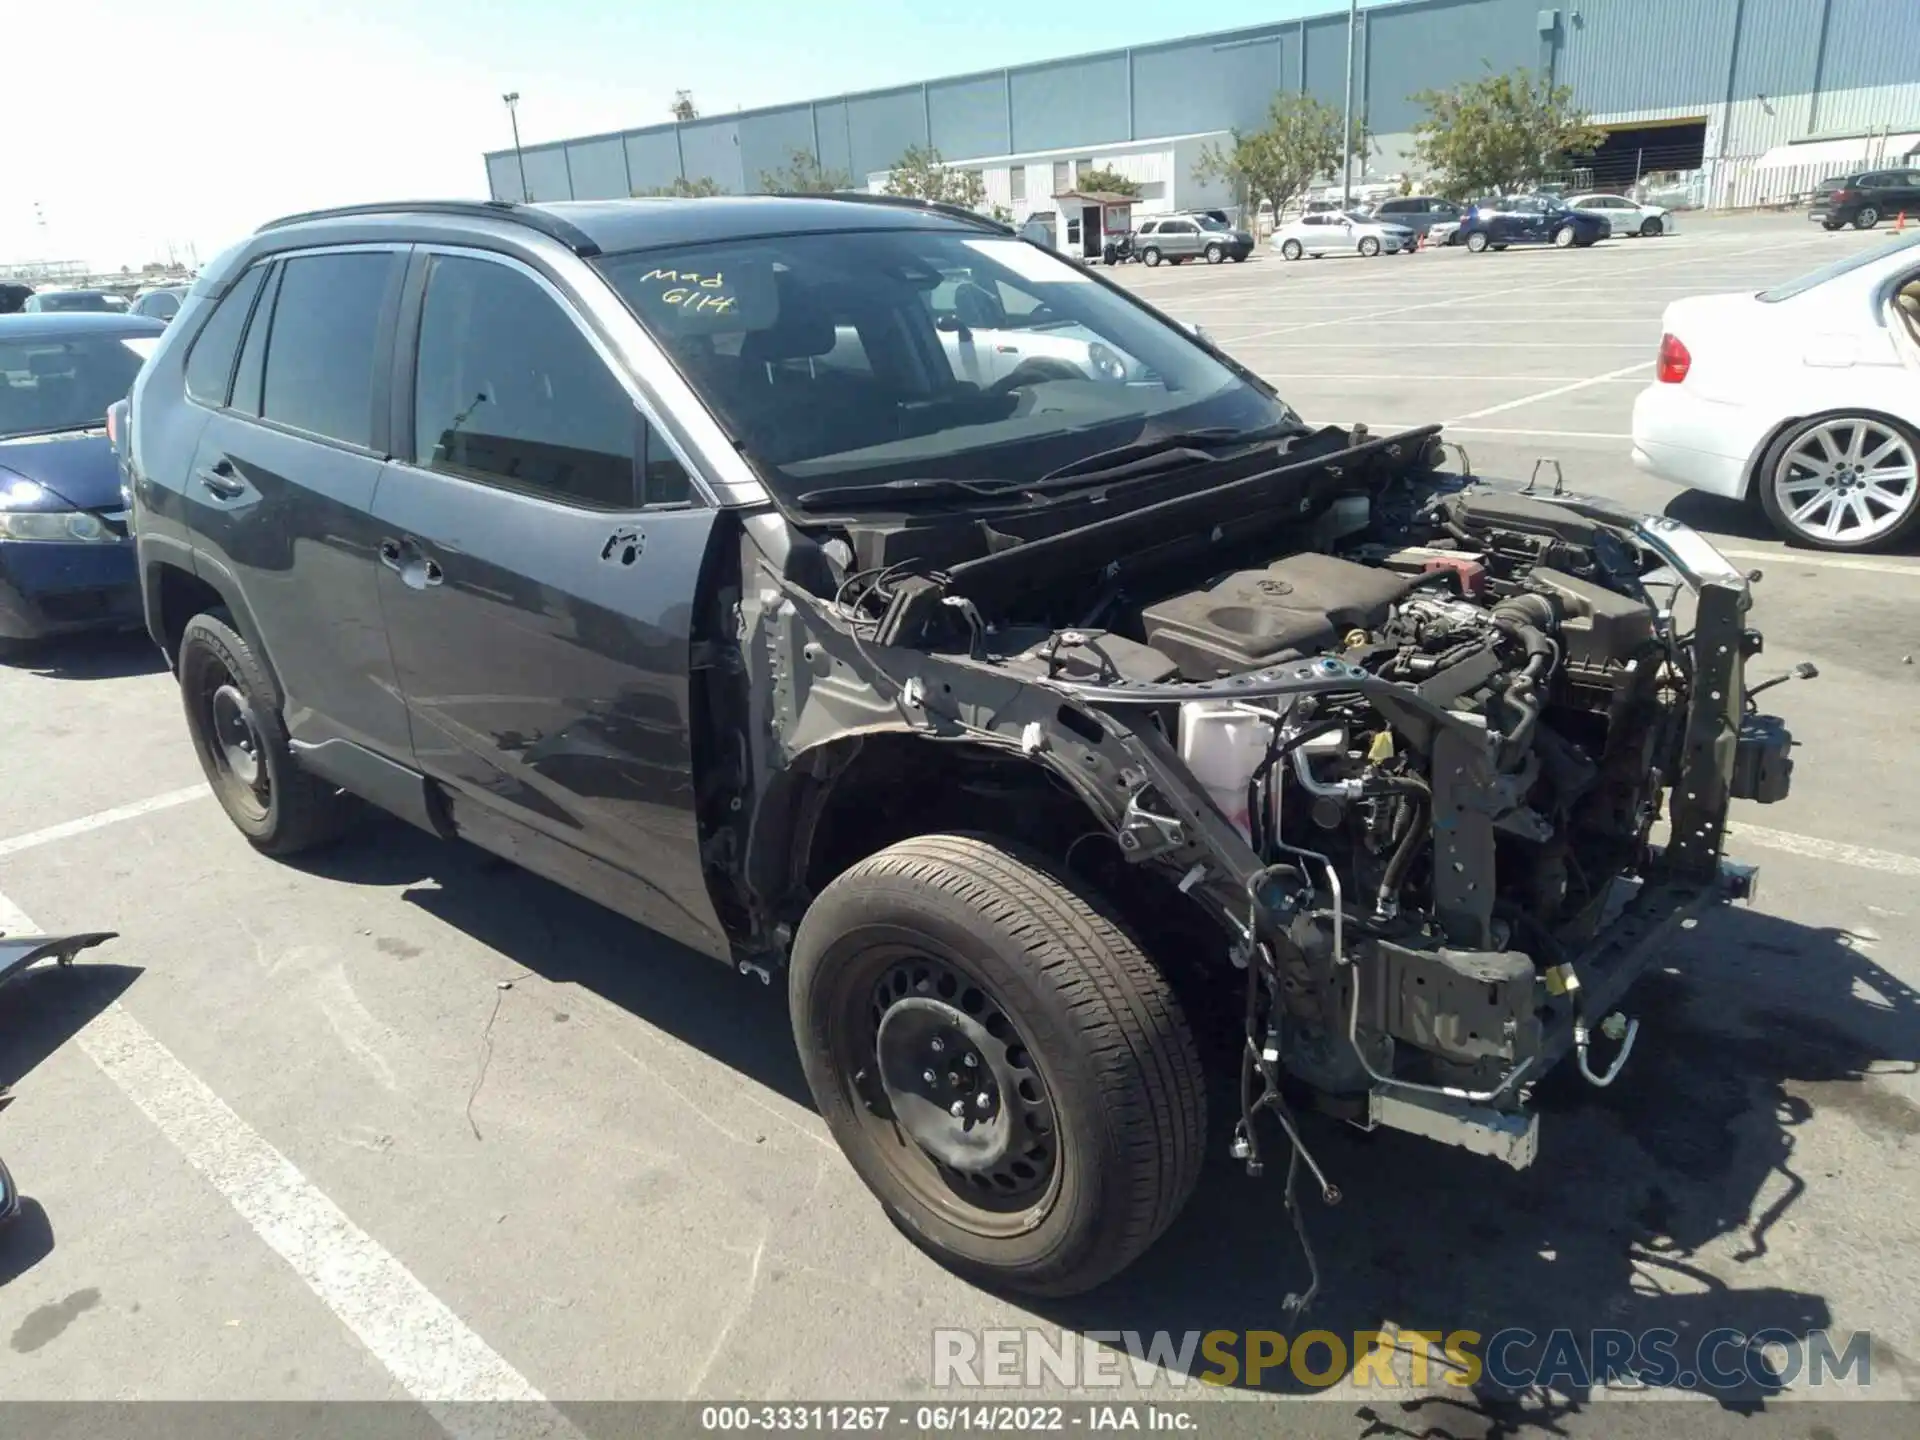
[124,196,1794,1297]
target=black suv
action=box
[125,197,1785,1299]
[1809,169,1920,230]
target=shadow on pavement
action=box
[292,817,809,1109]
[3,630,167,682]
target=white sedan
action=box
[1271,212,1417,260]
[1566,193,1676,237]
[1631,232,1920,551]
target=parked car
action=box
[1271,211,1417,259]
[22,289,131,313]
[1456,195,1610,252]
[0,312,164,650]
[130,286,189,322]
[1565,192,1675,237]
[1632,230,1920,551]
[126,196,1786,1298]
[1133,213,1254,265]
[1365,195,1466,238]
[1807,169,1920,231]
[923,267,1150,384]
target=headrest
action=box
[738,274,836,362]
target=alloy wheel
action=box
[1772,418,1919,546]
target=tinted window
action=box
[412,254,674,509]
[261,251,395,449]
[0,333,151,439]
[260,252,395,449]
[137,291,181,319]
[1376,199,1411,214]
[184,264,267,406]
[230,265,282,416]
[1136,221,1157,235]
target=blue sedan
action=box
[0,312,164,651]
[1454,195,1611,252]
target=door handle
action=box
[381,537,444,589]
[196,461,244,499]
[378,538,403,571]
[418,558,443,587]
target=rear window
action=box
[0,333,151,439]
[259,252,398,449]
[1759,230,1920,302]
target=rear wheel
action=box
[1466,231,1490,253]
[177,612,356,854]
[1639,216,1663,236]
[1855,207,1881,230]
[790,833,1206,1297]
[1757,413,1920,552]
[1553,224,1577,248]
[1358,236,1381,257]
[1141,246,1162,267]
[1280,239,1303,261]
[1203,242,1224,264]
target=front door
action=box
[372,247,728,956]
[182,247,415,758]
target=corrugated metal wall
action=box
[486,0,1920,204]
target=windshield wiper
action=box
[1035,419,1306,485]
[794,476,1031,510]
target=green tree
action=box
[757,148,853,194]
[638,175,726,197]
[1073,166,1140,198]
[1193,93,1343,218]
[883,145,988,210]
[1411,69,1606,199]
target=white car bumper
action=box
[1630,383,1764,500]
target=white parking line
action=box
[1446,363,1653,421]
[1728,823,1920,879]
[0,783,210,859]
[0,885,583,1438]
[1716,548,1920,578]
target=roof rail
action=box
[812,192,1014,235]
[254,200,601,256]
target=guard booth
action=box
[1050,189,1135,260]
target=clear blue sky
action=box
[5,0,1385,269]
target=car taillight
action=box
[1657,333,1691,384]
[1831,188,1853,201]
[105,406,121,449]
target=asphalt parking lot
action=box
[3,211,1919,1434]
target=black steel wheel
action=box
[790,833,1205,1296]
[177,612,355,854]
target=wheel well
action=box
[152,563,226,663]
[781,734,1237,1022]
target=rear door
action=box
[182,245,415,759]
[370,245,728,956]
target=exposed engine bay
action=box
[724,423,1796,1301]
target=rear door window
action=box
[260,251,399,450]
[183,265,268,406]
[410,253,687,509]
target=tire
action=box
[790,833,1206,1297]
[1465,231,1490,253]
[1141,247,1161,267]
[1639,216,1663,237]
[1756,413,1920,552]
[1203,242,1224,264]
[1854,207,1880,230]
[1280,239,1303,261]
[1358,236,1381,257]
[176,612,356,854]
[1553,224,1577,248]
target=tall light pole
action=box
[1340,0,1357,208]
[502,92,530,202]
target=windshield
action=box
[0,333,150,438]
[1195,215,1231,231]
[1759,230,1920,302]
[595,229,1291,501]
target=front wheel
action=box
[1280,239,1303,261]
[1855,207,1880,230]
[1204,242,1224,264]
[177,612,356,854]
[1639,216,1663,236]
[1757,413,1920,552]
[1465,231,1490,252]
[1553,224,1577,248]
[790,833,1206,1297]
[1141,246,1162,267]
[1358,236,1381,257]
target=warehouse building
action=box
[485,0,1920,232]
